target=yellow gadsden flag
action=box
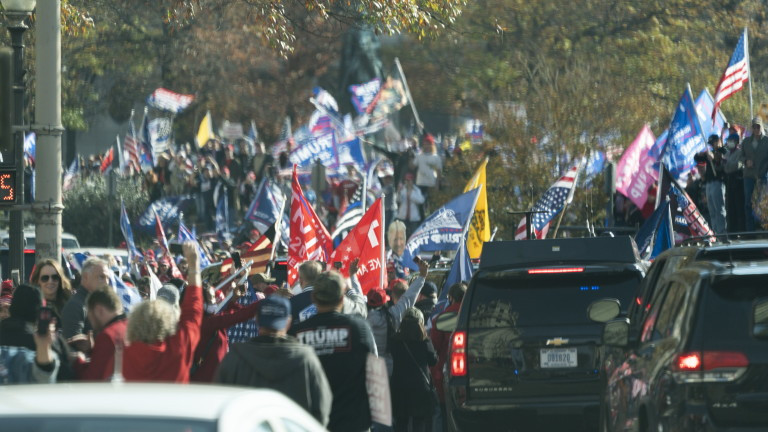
[196,111,214,148]
[464,158,490,259]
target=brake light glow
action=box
[450,331,467,377]
[677,353,701,371]
[672,351,749,383]
[527,267,584,274]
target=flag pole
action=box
[380,195,386,290]
[746,27,754,119]
[268,189,286,265]
[394,57,424,134]
[552,161,582,238]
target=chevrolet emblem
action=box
[546,337,569,346]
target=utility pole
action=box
[34,0,64,261]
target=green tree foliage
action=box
[62,175,148,247]
[396,0,768,237]
[48,0,768,239]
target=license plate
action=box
[540,348,577,368]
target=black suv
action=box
[442,236,646,431]
[601,260,768,431]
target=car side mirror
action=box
[602,318,630,347]
[435,311,458,332]
[587,298,621,323]
[754,298,768,339]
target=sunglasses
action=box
[40,274,60,283]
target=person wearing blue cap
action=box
[215,296,332,427]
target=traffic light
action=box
[0,48,18,205]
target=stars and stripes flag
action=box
[287,165,332,285]
[712,28,749,119]
[331,186,366,246]
[514,162,581,240]
[122,115,141,173]
[329,198,385,295]
[219,234,272,276]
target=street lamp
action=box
[1,0,35,279]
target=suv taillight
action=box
[450,331,467,377]
[672,351,749,383]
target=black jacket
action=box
[215,335,332,426]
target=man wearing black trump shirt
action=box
[291,271,377,432]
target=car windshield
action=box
[62,238,80,249]
[469,272,640,328]
[0,417,216,432]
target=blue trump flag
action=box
[137,195,193,232]
[215,193,230,242]
[245,178,285,234]
[634,199,673,259]
[428,237,474,330]
[401,187,481,271]
[120,200,142,263]
[178,219,211,269]
[439,238,473,302]
[650,204,674,259]
[662,84,707,180]
[695,89,727,140]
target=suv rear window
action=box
[696,275,768,349]
[469,271,640,328]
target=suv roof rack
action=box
[680,231,768,247]
[480,236,641,269]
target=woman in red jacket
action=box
[123,242,202,383]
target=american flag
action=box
[712,28,749,119]
[123,129,141,173]
[219,235,272,276]
[331,186,365,245]
[515,163,581,240]
[287,166,332,285]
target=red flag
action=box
[100,147,114,173]
[287,166,332,285]
[220,235,272,276]
[329,198,385,294]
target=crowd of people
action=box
[0,232,467,431]
[615,117,768,235]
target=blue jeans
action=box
[705,181,727,234]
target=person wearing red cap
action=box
[411,133,443,215]
[367,258,429,376]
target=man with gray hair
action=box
[61,257,112,351]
